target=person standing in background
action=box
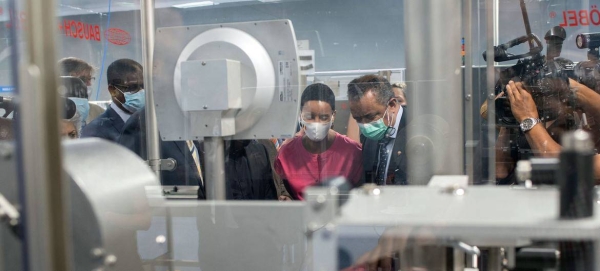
[348,75,408,185]
[81,59,145,142]
[275,83,363,200]
[58,57,105,124]
[347,81,407,143]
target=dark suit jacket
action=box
[81,106,125,142]
[117,107,206,198]
[197,140,277,200]
[362,107,408,185]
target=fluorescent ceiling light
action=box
[117,2,136,6]
[173,1,218,8]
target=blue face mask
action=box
[68,97,90,127]
[115,87,146,114]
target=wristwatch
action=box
[520,117,541,133]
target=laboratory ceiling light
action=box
[172,1,218,8]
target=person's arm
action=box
[578,82,600,182]
[522,122,562,157]
[594,155,600,182]
[570,79,600,122]
[274,152,293,201]
[506,81,562,157]
[507,80,600,184]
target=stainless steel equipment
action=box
[152,19,301,141]
[62,138,165,271]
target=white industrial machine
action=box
[153,20,301,140]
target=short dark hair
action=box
[58,57,94,76]
[106,59,143,85]
[347,75,394,105]
[300,83,336,111]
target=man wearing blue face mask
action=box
[81,59,145,142]
[348,75,408,185]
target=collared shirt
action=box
[110,102,131,123]
[382,106,404,181]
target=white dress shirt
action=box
[110,102,132,123]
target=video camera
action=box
[0,96,78,120]
[483,0,577,128]
[487,30,600,128]
[0,96,15,118]
[572,32,600,92]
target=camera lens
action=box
[576,33,600,49]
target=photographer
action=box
[506,79,600,182]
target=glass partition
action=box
[2,0,600,270]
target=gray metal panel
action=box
[464,0,475,185]
[336,186,600,243]
[404,0,464,184]
[145,201,307,271]
[62,138,165,271]
[180,59,241,112]
[153,20,300,140]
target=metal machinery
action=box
[3,139,600,271]
[1,139,164,271]
[153,19,301,200]
[1,0,600,270]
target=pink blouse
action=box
[275,133,363,200]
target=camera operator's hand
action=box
[506,80,539,123]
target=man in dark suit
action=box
[118,107,206,197]
[81,59,145,142]
[348,75,408,185]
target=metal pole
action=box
[486,0,497,185]
[6,0,26,267]
[487,248,503,271]
[19,0,72,268]
[463,0,474,184]
[140,0,161,178]
[404,0,464,184]
[453,249,465,271]
[204,137,226,200]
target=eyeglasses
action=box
[301,112,334,122]
[112,83,144,93]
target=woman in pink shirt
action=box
[275,83,363,200]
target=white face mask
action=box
[301,118,332,141]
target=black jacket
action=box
[361,107,408,185]
[198,140,277,200]
[81,106,125,142]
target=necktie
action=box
[187,140,204,186]
[375,138,392,185]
